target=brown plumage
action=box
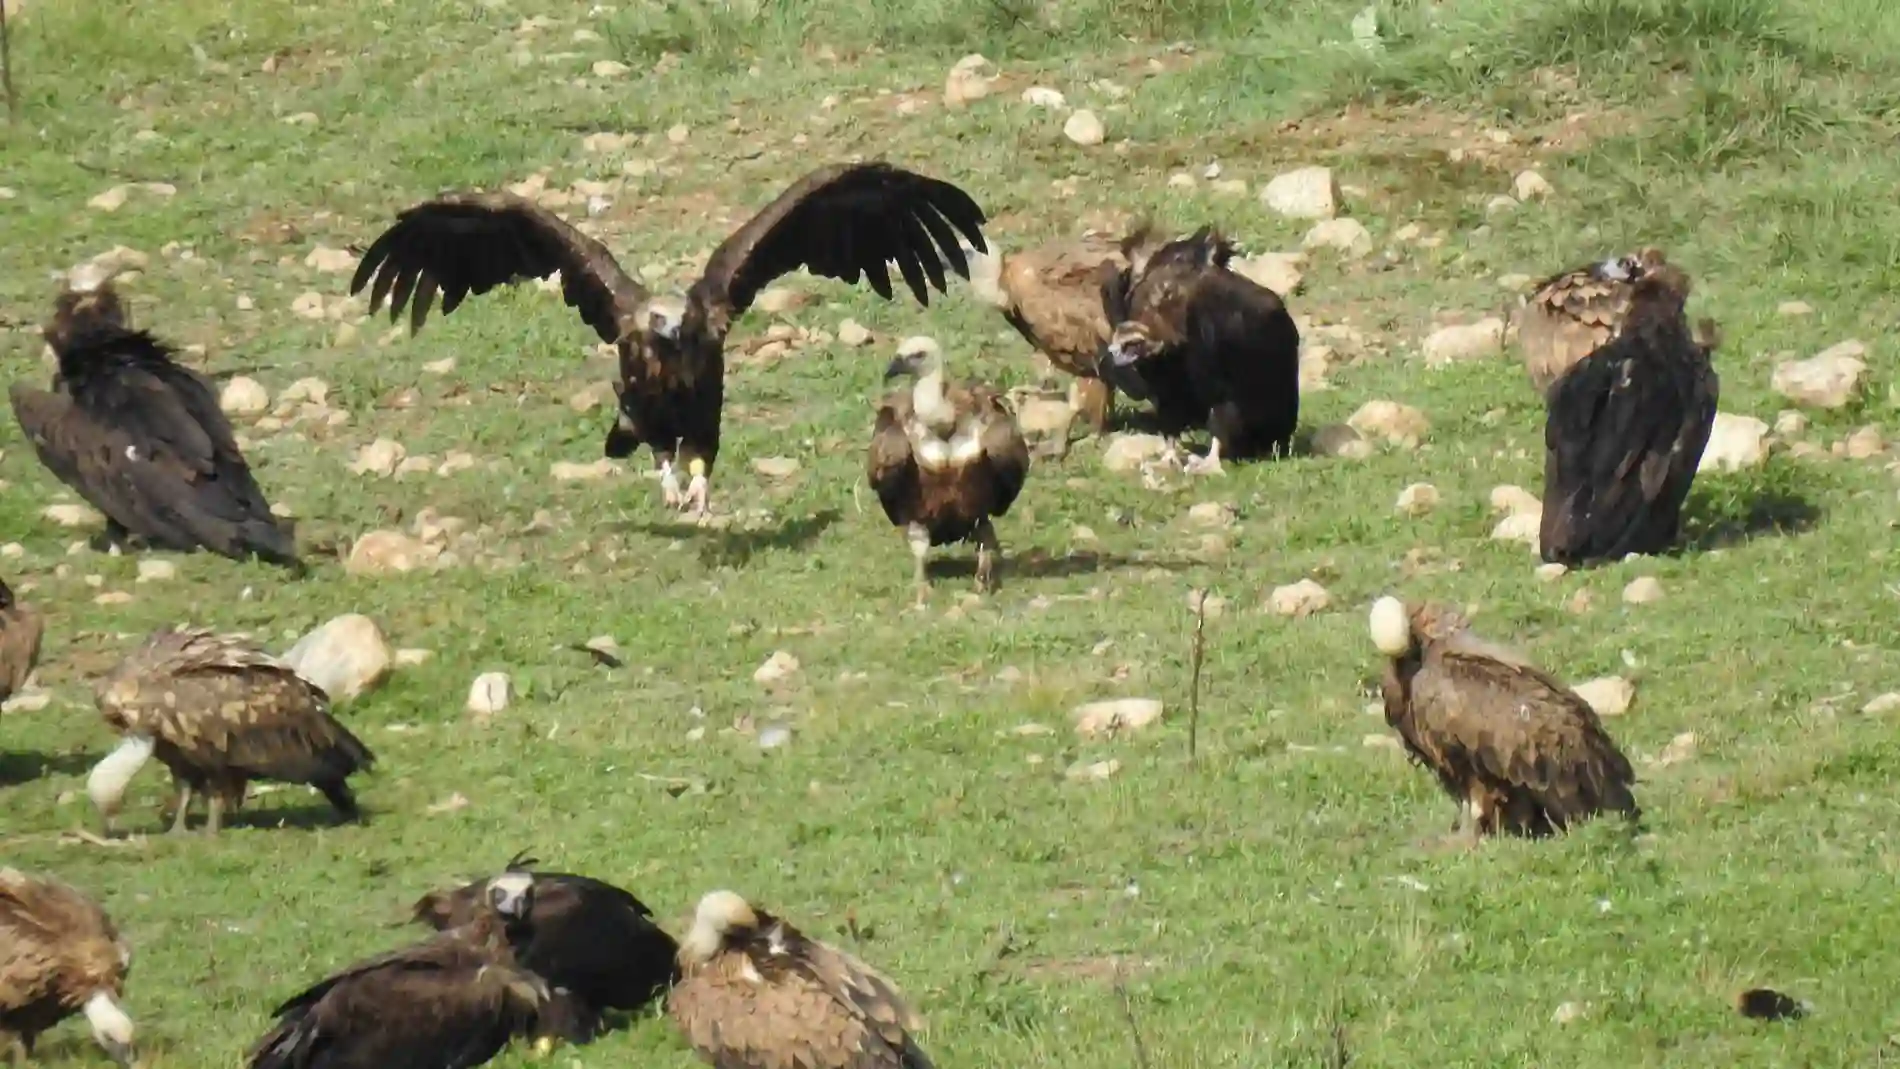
[85,626,376,835]
[0,578,43,705]
[1369,597,1640,840]
[670,891,934,1069]
[250,872,584,1069]
[968,229,1168,445]
[1100,226,1300,473]
[1540,258,1719,567]
[8,279,301,570]
[867,338,1030,607]
[0,868,137,1067]
[1517,246,1669,396]
[351,162,989,519]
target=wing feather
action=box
[866,396,920,527]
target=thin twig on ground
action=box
[1188,586,1209,762]
[1,0,17,124]
[1113,965,1153,1069]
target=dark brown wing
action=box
[966,388,1029,517]
[0,869,126,1003]
[507,876,679,1011]
[867,393,920,529]
[998,237,1124,375]
[697,163,988,324]
[0,600,45,702]
[350,192,648,345]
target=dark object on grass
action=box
[1737,987,1806,1021]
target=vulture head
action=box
[83,990,138,1068]
[884,336,956,433]
[1370,597,1475,658]
[636,293,689,343]
[485,870,536,923]
[44,276,130,358]
[679,889,762,968]
[1591,246,1668,285]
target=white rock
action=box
[757,722,793,750]
[1267,579,1331,618]
[1423,318,1505,365]
[394,648,433,668]
[41,503,104,529]
[1572,676,1635,716]
[466,672,511,716]
[1302,218,1372,259]
[837,319,872,346]
[135,560,177,583]
[1777,301,1814,317]
[1485,195,1520,217]
[1071,697,1164,738]
[1103,433,1171,473]
[290,291,327,320]
[1395,483,1439,516]
[1311,423,1372,460]
[1512,169,1552,201]
[1187,501,1237,528]
[755,287,807,315]
[1534,562,1568,582]
[1230,252,1304,296]
[944,53,996,107]
[550,459,621,481]
[345,530,436,575]
[1552,1002,1586,1026]
[1622,577,1664,605]
[1773,341,1868,408]
[88,185,131,212]
[1066,758,1121,782]
[279,377,330,407]
[436,452,478,477]
[303,245,357,273]
[1490,484,1543,517]
[0,544,22,559]
[94,591,135,606]
[752,456,801,478]
[423,356,457,375]
[219,376,271,418]
[1773,410,1809,437]
[1860,692,1900,715]
[1347,400,1428,448]
[1020,86,1066,110]
[1,690,50,713]
[1261,166,1339,220]
[754,650,801,685]
[1063,109,1106,146]
[1844,425,1885,459]
[1656,731,1697,766]
[1015,399,1074,439]
[592,59,630,77]
[349,439,406,477]
[283,614,394,700]
[1698,413,1770,473]
[1491,512,1542,547]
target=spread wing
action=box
[698,162,988,323]
[669,944,932,1069]
[967,388,1029,516]
[351,191,649,345]
[866,394,920,528]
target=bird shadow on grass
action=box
[926,548,1197,581]
[0,749,96,788]
[616,508,842,568]
[220,801,368,833]
[1679,474,1822,553]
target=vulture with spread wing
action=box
[868,337,1029,607]
[670,890,935,1069]
[86,626,376,835]
[250,872,584,1069]
[1369,597,1640,841]
[0,868,137,1067]
[967,228,1168,450]
[1099,226,1300,474]
[1518,246,1670,396]
[0,578,44,705]
[1540,256,1719,567]
[351,162,989,518]
[412,853,679,1018]
[7,277,301,570]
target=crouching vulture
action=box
[1540,255,1719,567]
[7,273,301,569]
[670,890,935,1069]
[0,578,44,705]
[86,626,376,835]
[351,161,989,519]
[1099,226,1300,474]
[250,872,585,1069]
[868,337,1029,607]
[1369,596,1640,841]
[412,853,679,1021]
[0,869,137,1067]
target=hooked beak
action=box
[1594,256,1636,283]
[883,354,923,382]
[1105,337,1148,368]
[648,310,682,341]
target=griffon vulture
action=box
[86,626,376,835]
[967,229,1167,448]
[351,162,989,518]
[0,868,137,1067]
[1099,226,1300,473]
[412,853,679,1018]
[1369,596,1640,841]
[7,275,301,570]
[0,578,43,705]
[1540,257,1719,567]
[1517,246,1670,396]
[250,872,583,1069]
[670,890,935,1069]
[867,337,1029,607]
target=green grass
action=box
[4,0,1900,1065]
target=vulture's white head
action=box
[485,871,535,921]
[885,336,954,431]
[82,990,136,1067]
[1369,596,1414,658]
[86,735,157,832]
[680,889,761,966]
[641,294,688,342]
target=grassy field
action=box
[4,0,1900,1065]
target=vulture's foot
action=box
[167,786,194,835]
[681,460,710,521]
[659,460,683,508]
[974,520,1001,595]
[1183,439,1225,476]
[907,523,931,609]
[204,795,225,836]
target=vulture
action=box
[350,161,990,518]
[0,868,137,1067]
[250,871,583,1069]
[670,890,934,1069]
[7,274,301,570]
[1369,596,1640,840]
[967,228,1167,449]
[1518,246,1668,396]
[0,578,44,705]
[1099,226,1300,473]
[411,853,679,1018]
[1540,256,1719,567]
[867,337,1029,606]
[85,626,376,835]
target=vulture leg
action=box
[1183,437,1225,476]
[205,793,225,836]
[1071,378,1114,436]
[3,1030,27,1065]
[907,523,931,608]
[168,784,194,834]
[974,519,1001,595]
[683,467,709,519]
[660,460,682,509]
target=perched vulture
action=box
[867,337,1029,606]
[86,626,375,835]
[1540,257,1719,567]
[1369,596,1640,840]
[967,228,1167,448]
[1517,246,1669,396]
[0,868,137,1067]
[1099,226,1300,473]
[670,890,934,1069]
[351,162,990,518]
[250,871,584,1069]
[7,277,301,570]
[412,853,679,1018]
[0,578,44,705]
